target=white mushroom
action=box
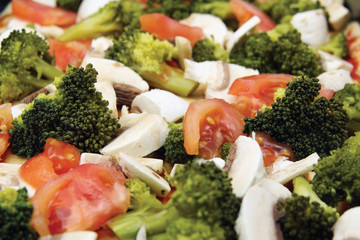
[80,153,116,165]
[317,69,354,92]
[332,207,360,240]
[11,103,28,119]
[318,50,354,72]
[76,0,117,23]
[175,36,192,70]
[131,89,189,122]
[86,36,114,58]
[0,163,22,191]
[290,9,330,47]
[39,231,98,240]
[319,0,350,30]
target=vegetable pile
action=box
[0,0,360,239]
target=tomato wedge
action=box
[0,103,13,159]
[139,13,203,46]
[183,98,245,159]
[31,164,130,236]
[12,0,77,27]
[228,74,293,117]
[229,0,276,32]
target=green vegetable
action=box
[243,75,349,160]
[106,29,199,97]
[10,64,120,158]
[278,176,339,240]
[0,29,63,103]
[192,38,230,62]
[58,0,143,41]
[311,132,360,208]
[219,142,233,160]
[107,161,240,240]
[163,122,196,165]
[56,0,82,12]
[230,29,324,77]
[318,32,349,59]
[0,188,39,240]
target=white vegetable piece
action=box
[136,224,147,240]
[266,152,320,184]
[100,113,169,158]
[317,69,354,92]
[319,0,350,30]
[76,0,117,23]
[0,163,22,191]
[290,9,329,47]
[32,0,56,7]
[137,157,164,174]
[116,152,171,197]
[226,135,265,198]
[226,16,260,52]
[131,89,189,122]
[175,36,192,70]
[119,106,148,129]
[332,207,360,240]
[80,153,116,165]
[11,103,27,119]
[87,37,114,58]
[318,50,354,72]
[39,231,97,240]
[180,13,228,47]
[235,184,283,240]
[256,178,291,202]
[196,157,226,170]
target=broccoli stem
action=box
[33,58,64,80]
[141,63,199,97]
[293,176,329,209]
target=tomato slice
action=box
[183,98,245,159]
[228,74,293,117]
[48,38,92,72]
[139,13,203,46]
[229,0,276,32]
[31,164,129,236]
[11,0,77,27]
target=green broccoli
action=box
[243,75,349,160]
[106,29,199,97]
[0,29,63,103]
[192,38,230,62]
[107,161,240,240]
[311,132,360,208]
[334,83,360,134]
[56,0,82,12]
[318,32,349,59]
[0,188,39,240]
[219,142,233,160]
[230,29,323,77]
[9,64,120,158]
[58,0,143,41]
[163,122,196,165]
[278,176,339,240]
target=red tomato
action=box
[228,74,293,117]
[48,39,92,72]
[0,103,13,158]
[183,98,245,159]
[318,87,334,100]
[11,0,77,27]
[229,0,276,32]
[31,164,130,236]
[255,132,295,166]
[139,13,203,46]
[19,138,80,188]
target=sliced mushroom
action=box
[76,0,116,23]
[319,0,350,31]
[175,36,192,70]
[317,69,354,92]
[80,153,117,166]
[0,163,22,191]
[18,88,50,104]
[39,231,98,240]
[332,207,360,240]
[318,50,354,72]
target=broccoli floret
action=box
[189,0,233,21]
[163,122,196,165]
[278,176,339,240]
[192,38,230,62]
[219,142,233,160]
[58,0,143,41]
[334,83,360,134]
[311,132,360,208]
[9,64,120,158]
[0,188,39,240]
[243,75,349,160]
[318,32,349,59]
[0,29,63,102]
[107,161,240,240]
[56,0,82,12]
[106,29,199,97]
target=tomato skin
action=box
[31,164,129,236]
[183,98,244,158]
[229,0,276,31]
[48,39,92,72]
[139,13,203,46]
[11,0,77,27]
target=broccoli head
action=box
[58,0,144,41]
[311,132,360,208]
[10,64,120,158]
[192,38,230,62]
[0,188,39,240]
[56,0,82,12]
[334,83,360,134]
[163,122,196,165]
[278,176,339,240]
[0,29,63,102]
[106,29,199,97]
[243,75,349,160]
[219,141,233,160]
[318,32,349,59]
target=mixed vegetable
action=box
[0,0,360,239]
